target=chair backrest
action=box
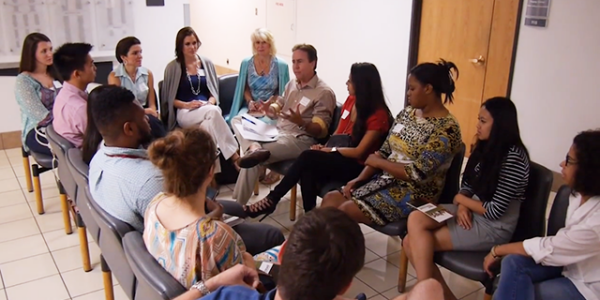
[218,74,238,116]
[316,102,343,145]
[510,162,553,242]
[330,103,343,136]
[439,143,467,203]
[65,148,100,243]
[86,186,137,299]
[158,80,168,126]
[547,185,571,236]
[123,231,187,300]
[46,125,77,197]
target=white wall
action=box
[511,0,600,172]
[190,0,413,114]
[131,0,189,84]
[0,1,187,134]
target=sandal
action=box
[260,171,281,185]
[243,197,277,221]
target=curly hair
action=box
[148,128,218,198]
[571,129,600,197]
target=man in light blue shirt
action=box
[88,86,283,253]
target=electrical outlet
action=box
[255,8,257,15]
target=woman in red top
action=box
[244,62,393,220]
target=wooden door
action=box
[417,0,520,153]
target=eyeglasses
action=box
[565,154,578,166]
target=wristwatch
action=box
[331,147,338,152]
[190,280,210,296]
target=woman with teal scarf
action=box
[229,28,290,183]
[228,28,289,124]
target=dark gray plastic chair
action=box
[46,125,76,235]
[431,162,553,300]
[86,186,136,300]
[65,148,99,272]
[123,231,187,300]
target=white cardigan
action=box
[523,194,600,300]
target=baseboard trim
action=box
[0,130,21,150]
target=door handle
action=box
[469,55,485,65]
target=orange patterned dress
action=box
[143,193,246,288]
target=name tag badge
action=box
[392,124,405,134]
[197,69,206,77]
[299,96,310,107]
[341,109,350,119]
[53,80,63,89]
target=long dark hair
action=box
[409,59,459,104]
[571,130,600,197]
[19,32,58,78]
[464,97,529,201]
[349,63,392,144]
[82,86,109,165]
[175,27,201,72]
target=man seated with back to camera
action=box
[86,85,284,254]
[170,207,444,300]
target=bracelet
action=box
[190,280,210,296]
[490,245,500,259]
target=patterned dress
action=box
[143,193,246,288]
[351,106,462,225]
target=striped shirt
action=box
[460,146,530,220]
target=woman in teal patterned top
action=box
[229,28,290,124]
[230,28,290,184]
[14,32,61,156]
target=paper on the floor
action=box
[234,114,279,142]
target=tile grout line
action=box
[7,150,74,300]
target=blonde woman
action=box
[230,28,290,184]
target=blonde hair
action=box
[251,28,277,56]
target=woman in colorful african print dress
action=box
[321,60,462,226]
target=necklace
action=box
[186,61,202,95]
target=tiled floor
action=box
[0,147,557,300]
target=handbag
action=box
[325,134,353,147]
[325,117,354,147]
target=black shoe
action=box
[239,149,271,168]
[244,197,277,221]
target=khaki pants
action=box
[177,105,239,173]
[231,116,315,204]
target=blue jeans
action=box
[494,255,586,300]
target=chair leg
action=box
[32,164,44,214]
[21,147,33,192]
[397,250,409,293]
[58,182,73,235]
[483,293,492,300]
[101,255,115,300]
[289,185,297,221]
[78,220,91,272]
[254,180,259,195]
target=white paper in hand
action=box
[237,114,279,142]
[259,262,274,274]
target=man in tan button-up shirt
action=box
[231,44,336,204]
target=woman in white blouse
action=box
[483,129,600,300]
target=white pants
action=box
[176,105,239,173]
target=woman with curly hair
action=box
[484,129,600,300]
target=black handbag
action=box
[325,134,353,147]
